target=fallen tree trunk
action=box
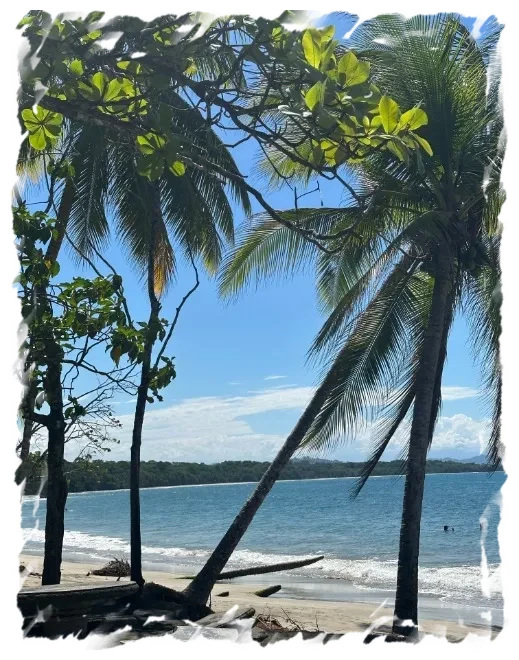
[254,585,281,598]
[182,555,324,581]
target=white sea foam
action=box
[22,527,502,606]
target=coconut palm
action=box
[17,89,250,585]
[184,14,503,628]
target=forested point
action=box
[22,455,501,496]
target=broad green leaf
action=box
[91,72,108,96]
[104,78,124,101]
[398,107,428,131]
[379,96,400,133]
[414,134,433,156]
[387,140,408,164]
[117,60,142,75]
[68,59,84,76]
[337,52,370,87]
[82,29,102,42]
[337,120,357,137]
[169,160,186,176]
[371,115,383,129]
[304,81,324,111]
[85,11,104,24]
[320,25,335,43]
[136,133,165,155]
[29,130,47,150]
[302,29,322,69]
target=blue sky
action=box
[22,12,494,464]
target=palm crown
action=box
[220,14,503,487]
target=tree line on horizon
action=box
[22,455,500,496]
[15,10,503,638]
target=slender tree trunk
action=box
[32,184,75,584]
[392,249,453,635]
[17,183,74,479]
[20,378,36,461]
[129,359,152,587]
[42,356,67,585]
[129,182,161,587]
[183,380,334,604]
[44,178,75,263]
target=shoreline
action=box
[19,553,501,641]
[23,470,501,498]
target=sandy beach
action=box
[19,554,500,642]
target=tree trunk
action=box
[183,382,333,605]
[44,178,75,263]
[129,364,152,587]
[129,182,161,587]
[17,183,74,480]
[42,356,67,585]
[392,250,453,635]
[20,378,36,462]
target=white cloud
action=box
[264,375,287,381]
[79,385,490,464]
[441,386,479,400]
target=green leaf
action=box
[91,71,108,96]
[319,25,335,43]
[378,96,400,133]
[398,107,428,131]
[28,130,46,150]
[85,11,104,24]
[304,81,324,111]
[337,52,370,87]
[117,60,142,75]
[414,134,433,156]
[82,29,102,42]
[301,29,322,69]
[169,160,185,176]
[69,59,84,76]
[386,140,408,163]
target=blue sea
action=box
[21,471,504,626]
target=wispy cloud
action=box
[228,382,241,386]
[441,386,479,400]
[113,398,137,406]
[264,375,287,381]
[79,385,489,464]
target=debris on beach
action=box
[90,557,131,579]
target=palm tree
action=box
[184,14,503,623]
[17,90,250,585]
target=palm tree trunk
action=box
[42,356,67,585]
[129,182,161,587]
[393,250,453,635]
[183,379,333,605]
[129,359,153,587]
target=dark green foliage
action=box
[22,455,499,496]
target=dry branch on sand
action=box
[89,557,131,579]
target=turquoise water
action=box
[21,471,504,616]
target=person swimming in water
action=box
[444,525,455,531]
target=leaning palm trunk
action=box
[183,379,333,604]
[129,183,161,587]
[393,248,453,635]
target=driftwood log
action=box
[253,585,282,598]
[215,555,324,580]
[181,555,324,581]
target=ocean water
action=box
[21,471,504,623]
